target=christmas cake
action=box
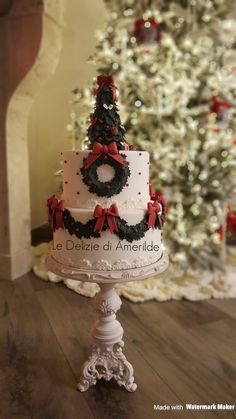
[47,76,167,271]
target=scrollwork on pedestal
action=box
[77,341,137,393]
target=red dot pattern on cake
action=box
[138,172,141,175]
[65,181,68,184]
[64,160,67,163]
[76,152,79,155]
[76,172,79,175]
[77,192,80,195]
[138,192,141,195]
[139,153,142,156]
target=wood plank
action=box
[155,300,228,329]
[2,273,236,419]
[0,277,93,419]
[119,299,236,416]
[207,298,236,320]
[36,282,184,419]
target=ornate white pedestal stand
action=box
[47,251,169,392]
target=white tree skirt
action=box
[33,243,236,302]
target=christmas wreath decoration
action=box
[61,201,165,243]
[80,142,130,197]
[47,186,167,242]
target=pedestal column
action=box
[78,284,137,392]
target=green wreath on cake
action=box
[61,202,166,243]
[80,142,130,197]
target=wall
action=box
[28,0,106,228]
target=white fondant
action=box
[52,208,162,271]
[71,197,148,210]
[61,150,150,209]
[96,164,115,182]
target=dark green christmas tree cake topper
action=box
[81,75,130,197]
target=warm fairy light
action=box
[66,1,236,271]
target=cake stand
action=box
[46,250,169,392]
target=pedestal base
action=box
[78,341,137,392]
[46,251,169,392]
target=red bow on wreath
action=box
[95,75,117,101]
[93,204,119,233]
[47,195,65,231]
[210,96,229,114]
[147,201,162,229]
[84,141,124,168]
[149,185,168,215]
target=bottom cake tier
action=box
[52,208,163,271]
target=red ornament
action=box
[227,204,236,235]
[134,18,161,45]
[210,96,229,114]
[210,96,230,128]
[217,226,224,241]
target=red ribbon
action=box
[84,141,124,168]
[95,75,117,101]
[147,201,162,229]
[149,185,168,215]
[93,204,119,233]
[47,195,65,231]
[210,96,229,114]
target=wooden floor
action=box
[0,273,235,419]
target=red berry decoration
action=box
[111,126,119,135]
[134,18,161,45]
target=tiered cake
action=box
[47,76,167,273]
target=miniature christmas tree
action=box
[81,76,130,197]
[87,75,126,150]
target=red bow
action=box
[47,195,65,231]
[149,185,168,215]
[147,201,162,229]
[84,141,124,168]
[210,96,229,114]
[95,75,117,101]
[93,204,119,233]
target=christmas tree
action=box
[80,75,130,197]
[69,0,236,272]
[87,75,126,150]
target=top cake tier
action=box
[61,149,150,209]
